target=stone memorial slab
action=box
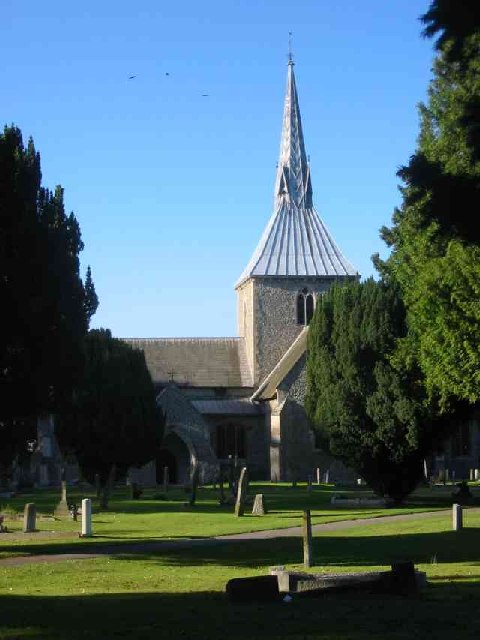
[226,575,281,602]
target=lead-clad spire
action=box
[236,61,357,288]
[274,59,312,209]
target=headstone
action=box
[94,473,101,498]
[475,469,480,481]
[163,466,169,494]
[390,561,418,595]
[189,464,200,506]
[470,468,474,481]
[324,470,330,484]
[234,467,249,517]
[423,459,428,480]
[23,503,36,533]
[226,575,280,603]
[81,498,93,537]
[451,470,456,483]
[54,480,69,517]
[252,493,267,515]
[218,470,225,505]
[445,469,449,484]
[228,455,234,496]
[316,467,321,485]
[303,509,313,568]
[452,503,463,531]
[307,475,313,493]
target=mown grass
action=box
[0,482,465,560]
[0,509,479,639]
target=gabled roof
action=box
[251,327,308,401]
[157,382,210,433]
[125,337,253,388]
[236,61,357,288]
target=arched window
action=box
[306,294,314,324]
[297,290,315,325]
[296,293,305,325]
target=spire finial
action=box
[288,31,294,64]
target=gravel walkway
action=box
[0,508,466,568]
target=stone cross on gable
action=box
[167,369,177,382]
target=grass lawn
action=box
[0,482,466,558]
[0,484,479,638]
[0,508,479,639]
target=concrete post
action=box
[452,503,463,531]
[303,509,313,568]
[316,468,321,485]
[81,498,93,537]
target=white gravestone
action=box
[81,498,93,537]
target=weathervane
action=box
[288,31,294,64]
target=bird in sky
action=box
[165,72,170,76]
[201,94,209,97]
[128,75,136,80]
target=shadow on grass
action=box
[103,527,480,569]
[2,528,480,571]
[2,580,480,640]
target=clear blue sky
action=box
[2,0,434,337]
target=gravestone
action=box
[81,498,93,537]
[163,466,169,494]
[234,467,249,517]
[475,469,479,481]
[303,509,313,568]
[23,503,36,533]
[94,473,101,498]
[316,468,321,485]
[324,470,330,484]
[226,575,280,602]
[218,470,226,505]
[54,480,69,517]
[452,503,463,531]
[228,455,235,496]
[189,464,200,506]
[252,493,267,515]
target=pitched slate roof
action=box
[125,337,253,388]
[251,327,308,401]
[192,399,264,415]
[236,60,357,288]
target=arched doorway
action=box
[156,449,178,484]
[156,431,191,485]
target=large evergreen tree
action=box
[56,329,164,508]
[0,126,98,475]
[305,279,450,503]
[378,1,480,406]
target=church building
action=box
[127,58,358,485]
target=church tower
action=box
[236,58,357,386]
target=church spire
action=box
[236,60,357,288]
[274,58,312,209]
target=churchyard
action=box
[1,482,480,639]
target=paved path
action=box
[1,508,474,567]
